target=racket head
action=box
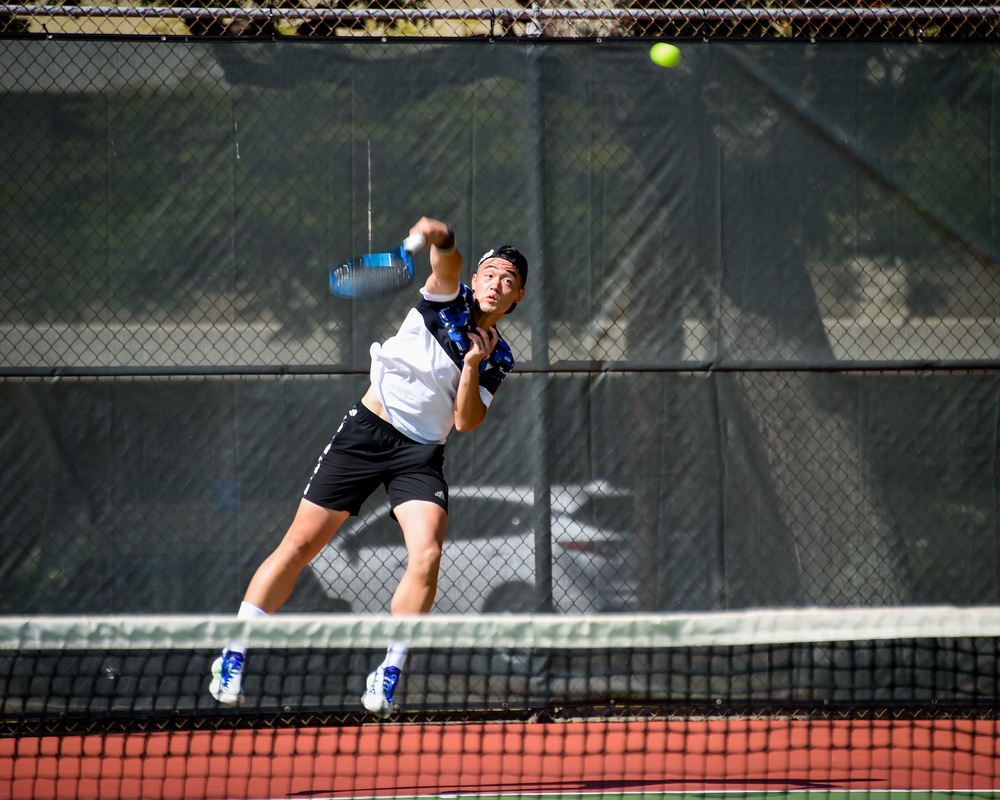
[329,245,415,299]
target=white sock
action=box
[379,641,408,671]
[228,601,268,656]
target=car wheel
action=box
[481,581,536,613]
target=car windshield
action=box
[567,494,633,531]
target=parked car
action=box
[308,482,636,613]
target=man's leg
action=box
[244,498,351,613]
[391,499,448,614]
[361,499,447,718]
[210,499,349,705]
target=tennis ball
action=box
[649,42,681,68]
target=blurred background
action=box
[2,7,999,615]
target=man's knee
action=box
[407,541,443,578]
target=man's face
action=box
[471,258,525,315]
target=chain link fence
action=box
[2,0,999,38]
[2,23,999,614]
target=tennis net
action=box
[2,607,999,799]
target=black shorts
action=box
[302,403,448,516]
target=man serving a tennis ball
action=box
[209,216,527,718]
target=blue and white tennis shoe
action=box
[210,649,246,706]
[362,665,400,718]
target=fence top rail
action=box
[3,3,999,22]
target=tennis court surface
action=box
[2,609,998,799]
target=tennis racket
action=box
[329,233,427,299]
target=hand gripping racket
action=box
[328,233,427,299]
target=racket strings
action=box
[330,248,414,299]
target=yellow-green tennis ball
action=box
[650,42,681,68]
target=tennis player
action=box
[209,216,528,717]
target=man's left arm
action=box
[453,327,499,432]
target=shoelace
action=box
[222,653,245,687]
[381,667,400,700]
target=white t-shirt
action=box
[369,282,515,444]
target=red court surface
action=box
[3,718,999,800]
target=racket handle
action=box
[403,233,426,253]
